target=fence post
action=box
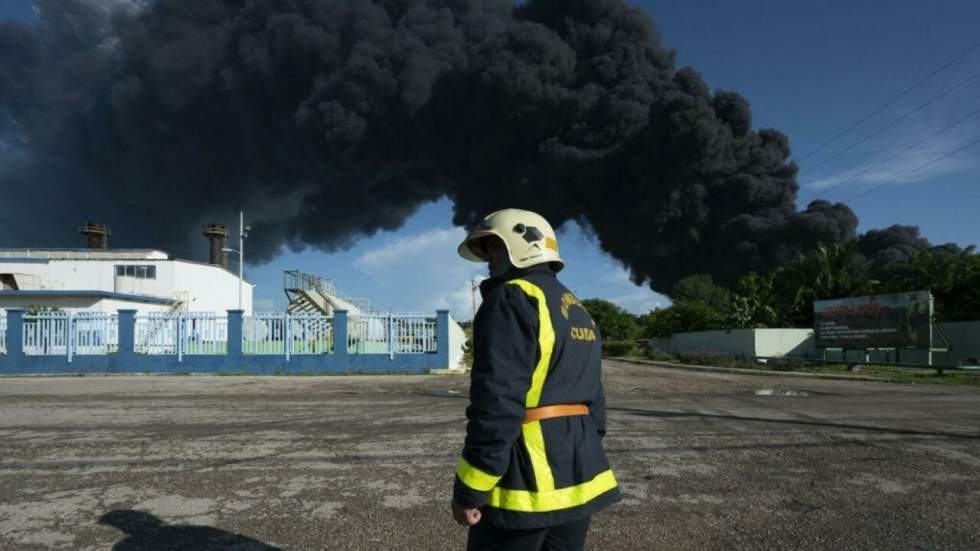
[436,310,449,370]
[284,311,291,362]
[388,313,395,359]
[66,311,75,364]
[177,313,184,363]
[118,310,137,360]
[227,310,243,361]
[5,308,25,359]
[334,310,348,357]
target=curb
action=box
[428,368,468,375]
[609,357,889,382]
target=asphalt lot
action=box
[1,360,978,550]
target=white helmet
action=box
[457,208,564,272]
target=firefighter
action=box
[450,208,620,551]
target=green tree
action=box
[772,241,874,326]
[879,246,980,321]
[726,272,781,328]
[672,274,732,313]
[639,302,724,338]
[580,298,639,341]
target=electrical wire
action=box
[801,71,980,175]
[842,136,980,204]
[796,41,980,162]
[803,104,980,199]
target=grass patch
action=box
[789,364,980,385]
[632,349,980,386]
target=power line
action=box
[842,136,980,204]
[802,104,980,199]
[796,41,980,163]
[801,71,980,175]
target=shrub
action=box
[602,340,639,357]
[676,351,743,368]
[644,349,677,362]
[766,357,807,371]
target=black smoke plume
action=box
[0,0,936,293]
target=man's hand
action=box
[451,499,482,526]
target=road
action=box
[0,360,978,550]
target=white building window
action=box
[116,265,156,279]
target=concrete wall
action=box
[653,329,756,356]
[753,329,815,358]
[683,329,754,355]
[938,321,980,366]
[647,322,979,366]
[171,260,253,314]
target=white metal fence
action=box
[393,315,437,353]
[135,312,178,355]
[243,313,333,356]
[22,311,118,357]
[135,312,227,357]
[5,310,435,359]
[0,310,6,354]
[23,312,69,355]
[347,313,437,354]
[71,313,119,355]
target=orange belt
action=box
[524,404,590,423]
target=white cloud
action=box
[354,227,485,319]
[598,266,633,284]
[609,290,671,315]
[807,139,979,192]
[803,107,980,195]
[352,225,670,319]
[435,276,488,321]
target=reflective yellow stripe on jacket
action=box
[489,469,618,512]
[456,457,502,492]
[507,279,557,495]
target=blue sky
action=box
[2,1,978,319]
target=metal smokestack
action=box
[78,222,110,249]
[202,224,229,268]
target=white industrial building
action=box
[0,223,253,314]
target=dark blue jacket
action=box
[453,265,621,529]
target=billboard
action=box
[814,291,932,349]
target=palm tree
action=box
[772,241,873,326]
[883,246,979,321]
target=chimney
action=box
[202,224,229,269]
[78,222,110,249]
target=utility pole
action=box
[471,278,479,321]
[222,211,249,312]
[238,211,244,311]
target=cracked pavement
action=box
[0,360,978,550]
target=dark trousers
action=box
[467,517,591,551]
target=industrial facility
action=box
[0,223,253,314]
[0,222,467,373]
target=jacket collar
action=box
[479,264,555,299]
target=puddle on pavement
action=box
[753,389,810,397]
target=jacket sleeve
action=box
[453,284,539,508]
[591,332,607,439]
[591,373,608,439]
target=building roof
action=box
[0,248,171,260]
[0,290,175,305]
[0,248,254,286]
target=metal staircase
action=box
[283,271,369,316]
